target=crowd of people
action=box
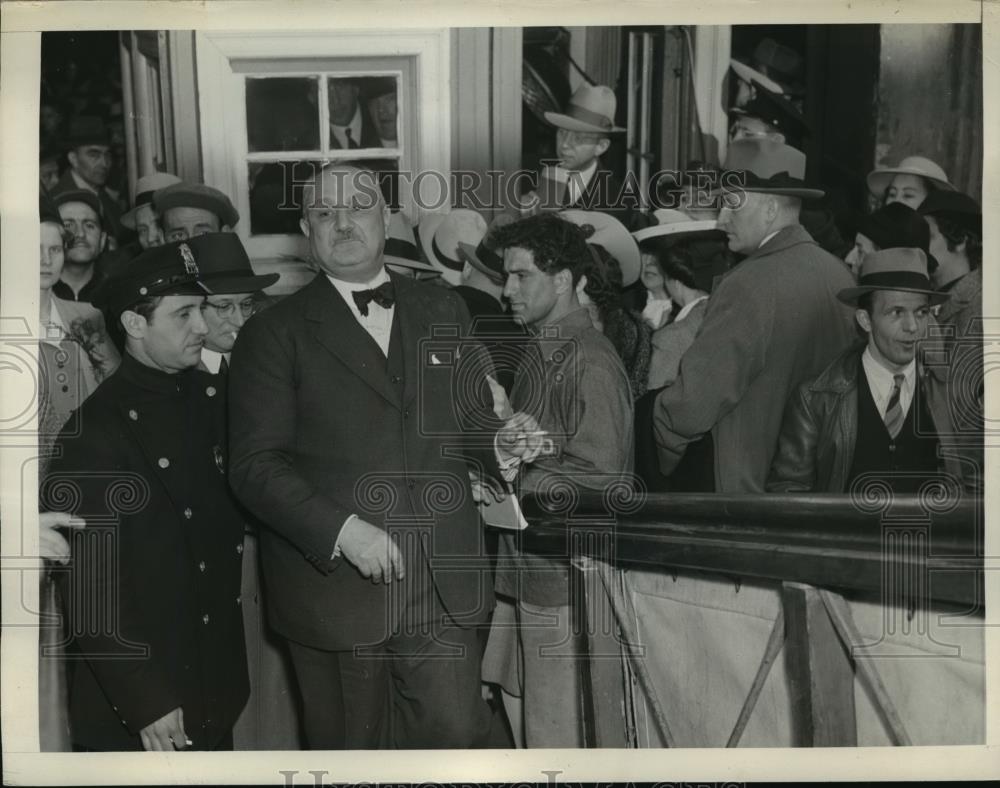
[34,43,984,753]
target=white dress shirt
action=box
[326,269,394,356]
[565,160,599,206]
[861,345,916,421]
[330,104,364,149]
[326,268,395,557]
[200,347,230,374]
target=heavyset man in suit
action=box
[228,163,502,749]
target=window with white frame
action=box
[195,31,450,264]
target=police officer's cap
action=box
[92,237,211,315]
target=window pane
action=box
[327,76,399,150]
[248,160,320,235]
[357,157,400,211]
[246,77,319,152]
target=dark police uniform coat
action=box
[46,353,249,751]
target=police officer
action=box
[44,235,250,752]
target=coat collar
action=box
[807,340,946,395]
[750,223,816,259]
[935,267,981,322]
[119,351,197,394]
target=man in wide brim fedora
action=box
[768,247,977,494]
[652,136,857,493]
[728,80,809,149]
[522,83,638,230]
[53,115,129,244]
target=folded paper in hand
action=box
[478,492,528,531]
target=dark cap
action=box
[194,233,280,294]
[51,188,103,220]
[918,189,982,237]
[40,195,64,227]
[153,182,240,229]
[91,238,210,315]
[361,76,397,100]
[65,115,111,149]
[857,202,936,268]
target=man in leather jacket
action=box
[767,247,979,495]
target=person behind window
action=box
[328,78,381,150]
[363,77,398,148]
[767,247,977,494]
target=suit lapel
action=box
[305,275,399,409]
[392,273,432,409]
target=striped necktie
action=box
[884,373,905,439]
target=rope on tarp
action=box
[725,606,786,747]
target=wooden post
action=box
[575,531,630,748]
[782,582,857,746]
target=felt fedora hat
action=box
[730,84,809,142]
[729,59,784,98]
[195,232,280,294]
[544,84,626,135]
[121,172,182,229]
[918,189,982,237]
[866,155,954,197]
[837,247,949,307]
[153,182,241,228]
[456,212,516,286]
[720,138,824,200]
[384,212,439,275]
[419,208,488,275]
[64,115,112,149]
[632,209,723,244]
[560,209,641,286]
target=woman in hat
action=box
[866,155,955,210]
[633,214,729,387]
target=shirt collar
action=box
[757,229,781,250]
[326,268,391,313]
[200,347,228,374]
[673,295,708,323]
[862,344,916,394]
[121,350,195,394]
[331,104,363,146]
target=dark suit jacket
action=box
[228,271,497,651]
[329,107,381,150]
[46,354,249,751]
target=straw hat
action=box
[866,156,954,197]
[560,209,640,286]
[543,84,626,135]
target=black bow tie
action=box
[352,281,395,316]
